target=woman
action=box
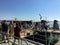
[9,22,14,39]
[13,23,21,45]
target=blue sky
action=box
[0,0,60,21]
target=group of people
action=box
[0,20,59,45]
[33,20,59,33]
[33,20,48,32]
[0,20,21,45]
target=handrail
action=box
[27,36,46,41]
[0,31,45,45]
[25,38,44,45]
[0,31,29,45]
[1,30,59,45]
[32,30,48,45]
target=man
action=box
[2,20,8,43]
[53,20,59,30]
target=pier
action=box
[0,28,60,45]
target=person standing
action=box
[53,20,59,30]
[0,22,2,32]
[1,20,8,43]
[9,21,14,39]
[13,23,21,45]
[41,20,47,30]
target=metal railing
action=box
[32,30,48,45]
[48,30,60,45]
[0,31,29,45]
[0,30,59,45]
[31,29,60,45]
[0,31,45,45]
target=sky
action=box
[0,0,60,21]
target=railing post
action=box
[45,29,47,45]
[48,31,52,45]
[0,32,29,45]
[8,34,10,45]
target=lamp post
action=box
[39,14,42,21]
[39,14,42,31]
